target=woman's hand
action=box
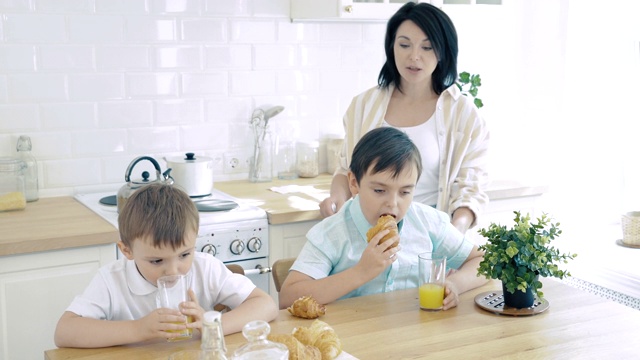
[451,207,475,234]
[319,173,351,218]
[319,197,345,217]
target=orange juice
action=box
[419,283,445,310]
[167,316,193,342]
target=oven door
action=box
[225,257,271,294]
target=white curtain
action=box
[449,0,640,229]
[549,0,640,227]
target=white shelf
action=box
[290,0,501,22]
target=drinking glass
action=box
[418,252,447,311]
[157,274,193,341]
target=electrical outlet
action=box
[223,150,252,174]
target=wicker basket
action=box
[621,212,640,245]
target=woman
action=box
[319,2,489,234]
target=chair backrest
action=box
[271,257,296,292]
[226,264,245,276]
[213,264,246,312]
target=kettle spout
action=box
[162,168,174,185]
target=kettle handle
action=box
[124,156,163,182]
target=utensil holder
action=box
[249,130,273,183]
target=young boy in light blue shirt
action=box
[280,127,487,309]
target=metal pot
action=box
[164,153,214,198]
[116,156,173,213]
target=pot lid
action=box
[129,171,159,186]
[165,152,212,164]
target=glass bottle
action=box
[0,158,27,212]
[296,141,319,178]
[16,135,38,202]
[232,320,289,360]
[276,135,297,180]
[201,311,228,360]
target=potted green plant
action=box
[476,211,577,308]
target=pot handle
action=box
[124,156,163,182]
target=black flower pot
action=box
[502,281,535,308]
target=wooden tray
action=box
[616,239,640,249]
[474,291,549,316]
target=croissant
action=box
[268,334,321,360]
[366,214,399,248]
[292,320,342,360]
[287,295,326,319]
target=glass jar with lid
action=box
[296,141,319,178]
[0,158,27,212]
[16,135,38,202]
[232,320,288,360]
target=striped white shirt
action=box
[336,84,490,225]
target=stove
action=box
[74,189,272,294]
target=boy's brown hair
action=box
[118,183,199,250]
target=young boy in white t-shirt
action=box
[54,183,278,348]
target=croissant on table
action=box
[268,334,321,360]
[287,295,326,319]
[366,214,399,248]
[292,320,342,360]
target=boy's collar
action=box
[126,260,157,295]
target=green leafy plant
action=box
[477,211,577,298]
[456,71,483,109]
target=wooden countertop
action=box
[215,174,548,226]
[215,174,333,225]
[0,197,119,257]
[44,278,640,359]
[1,176,547,256]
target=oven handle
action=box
[243,265,271,276]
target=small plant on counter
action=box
[456,71,483,109]
[476,211,577,299]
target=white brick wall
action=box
[0,0,383,196]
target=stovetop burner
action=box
[75,189,266,228]
[96,194,238,212]
[193,199,238,212]
[99,195,117,206]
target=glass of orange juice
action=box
[157,274,193,341]
[418,252,446,311]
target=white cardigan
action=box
[336,84,490,226]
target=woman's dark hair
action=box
[378,2,458,95]
[350,127,422,184]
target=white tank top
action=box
[383,114,439,206]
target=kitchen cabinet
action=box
[291,0,406,22]
[268,220,319,296]
[0,244,116,360]
[0,196,120,359]
[290,0,501,22]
